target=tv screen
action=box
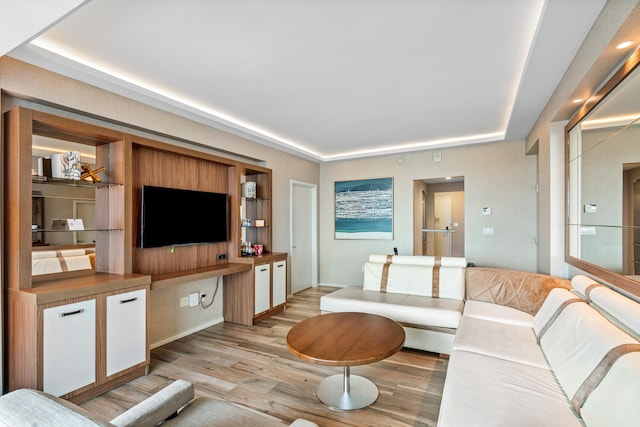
[140,185,228,248]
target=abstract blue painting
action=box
[335,177,393,240]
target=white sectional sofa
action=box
[439,274,640,427]
[321,255,640,426]
[320,254,468,354]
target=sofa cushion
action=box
[532,288,585,339]
[363,256,466,300]
[453,316,548,368]
[466,267,571,315]
[320,286,463,328]
[462,300,533,327]
[571,275,640,340]
[580,352,640,427]
[438,350,583,427]
[539,301,638,405]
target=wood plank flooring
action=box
[81,286,448,426]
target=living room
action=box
[1,1,640,425]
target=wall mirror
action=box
[566,49,640,296]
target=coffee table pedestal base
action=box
[315,367,379,410]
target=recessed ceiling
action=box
[8,0,608,162]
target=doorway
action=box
[413,177,464,257]
[290,181,318,294]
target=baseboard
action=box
[316,283,349,288]
[150,316,224,349]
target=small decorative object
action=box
[37,157,52,177]
[51,151,82,179]
[51,218,85,231]
[253,244,263,255]
[81,163,106,183]
[254,219,265,227]
[241,182,257,198]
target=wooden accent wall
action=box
[131,144,233,276]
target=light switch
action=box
[584,204,597,213]
[482,227,495,235]
[580,226,597,235]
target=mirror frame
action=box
[565,47,640,297]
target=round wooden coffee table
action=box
[286,312,405,410]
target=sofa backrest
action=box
[363,255,466,300]
[534,284,640,425]
[571,275,640,340]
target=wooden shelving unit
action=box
[3,106,287,400]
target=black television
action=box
[140,185,228,249]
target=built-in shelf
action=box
[32,176,122,188]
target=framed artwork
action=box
[335,177,393,240]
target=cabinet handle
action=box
[59,309,84,318]
[119,297,138,304]
[277,264,284,268]
[260,267,268,272]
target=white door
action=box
[43,299,96,396]
[272,260,287,306]
[106,289,147,377]
[254,264,271,315]
[434,195,452,256]
[291,181,317,293]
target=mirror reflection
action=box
[31,136,97,248]
[567,61,640,281]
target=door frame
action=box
[289,180,318,293]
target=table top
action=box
[286,312,405,367]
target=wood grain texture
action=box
[81,287,448,426]
[131,146,232,275]
[287,312,405,367]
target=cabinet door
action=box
[272,260,287,306]
[106,289,147,377]
[43,299,96,397]
[254,264,271,315]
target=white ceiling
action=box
[7,0,609,162]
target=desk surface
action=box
[286,312,405,367]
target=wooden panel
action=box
[223,270,255,325]
[131,145,233,275]
[4,107,34,290]
[6,294,37,391]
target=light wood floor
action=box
[82,286,448,426]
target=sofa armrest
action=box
[110,380,194,427]
[0,389,109,426]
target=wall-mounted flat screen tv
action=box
[140,185,228,249]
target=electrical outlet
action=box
[188,292,199,307]
[179,296,188,307]
[200,292,206,300]
[216,253,227,261]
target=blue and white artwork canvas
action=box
[335,177,393,240]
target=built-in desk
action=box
[150,262,252,290]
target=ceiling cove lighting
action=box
[30,38,323,159]
[616,41,634,49]
[322,132,505,161]
[30,38,506,162]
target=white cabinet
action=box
[254,264,271,314]
[272,260,287,307]
[106,289,147,377]
[43,299,96,397]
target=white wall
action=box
[319,140,537,286]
